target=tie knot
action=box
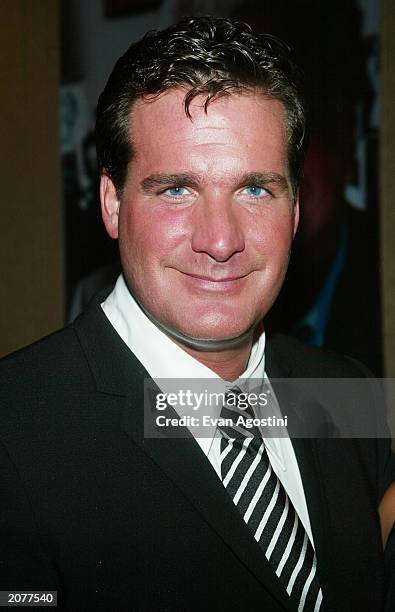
[220,385,261,439]
[223,385,253,414]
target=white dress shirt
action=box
[102,274,314,545]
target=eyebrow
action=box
[237,172,290,194]
[140,171,290,194]
[141,173,201,192]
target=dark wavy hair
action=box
[96,15,306,198]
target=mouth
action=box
[178,271,250,291]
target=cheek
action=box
[249,210,295,258]
[119,205,189,266]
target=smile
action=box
[179,271,249,291]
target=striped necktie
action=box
[220,388,323,612]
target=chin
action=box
[175,314,245,340]
[138,291,262,347]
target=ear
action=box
[100,173,120,239]
[292,196,300,238]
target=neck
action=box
[174,320,263,381]
[174,335,254,381]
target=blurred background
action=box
[1,1,394,395]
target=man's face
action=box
[101,89,298,342]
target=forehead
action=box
[128,89,288,178]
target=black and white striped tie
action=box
[220,390,323,612]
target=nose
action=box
[191,196,245,262]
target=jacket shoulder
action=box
[0,325,95,432]
[267,332,371,378]
[0,324,84,380]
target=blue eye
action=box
[165,186,188,197]
[243,185,268,197]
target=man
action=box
[0,16,393,612]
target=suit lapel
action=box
[266,336,385,611]
[265,339,333,606]
[265,340,329,542]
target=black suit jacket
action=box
[0,293,393,611]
